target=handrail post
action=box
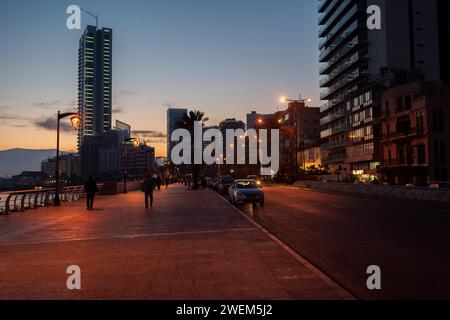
[20,193,26,211]
[5,193,13,214]
[33,192,39,209]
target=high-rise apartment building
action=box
[437,0,450,85]
[167,108,188,161]
[78,25,113,147]
[318,0,446,181]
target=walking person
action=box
[143,173,155,209]
[165,176,170,189]
[156,175,162,191]
[84,175,98,210]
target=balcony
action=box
[380,127,425,142]
[321,126,347,139]
[321,140,349,150]
[318,0,333,14]
[320,69,368,101]
[320,38,367,75]
[381,159,428,168]
[320,53,368,88]
[322,153,347,164]
[319,0,354,37]
[319,21,361,63]
[319,5,360,52]
[320,111,347,126]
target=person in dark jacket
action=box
[165,176,170,189]
[143,173,155,209]
[156,175,162,191]
[84,175,98,210]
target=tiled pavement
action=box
[0,185,352,300]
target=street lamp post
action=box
[122,137,140,194]
[279,95,312,105]
[53,111,81,206]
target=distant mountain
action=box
[0,148,59,177]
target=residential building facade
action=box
[380,81,450,185]
[41,154,80,179]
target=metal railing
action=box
[0,184,102,215]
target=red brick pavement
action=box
[0,185,352,300]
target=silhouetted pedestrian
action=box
[165,177,170,189]
[143,173,155,209]
[84,175,98,210]
[156,175,162,191]
[201,176,207,189]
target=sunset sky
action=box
[0,0,320,156]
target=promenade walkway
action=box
[0,185,351,300]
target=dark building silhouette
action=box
[437,0,450,85]
[167,108,187,161]
[80,131,121,180]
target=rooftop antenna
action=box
[80,8,99,29]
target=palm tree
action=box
[177,110,209,190]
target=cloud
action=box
[0,108,33,129]
[0,109,77,132]
[164,102,180,109]
[34,117,75,133]
[0,110,29,122]
[118,89,136,96]
[33,100,61,108]
[114,106,126,114]
[145,138,166,144]
[131,130,167,145]
[132,130,166,138]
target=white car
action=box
[228,179,264,207]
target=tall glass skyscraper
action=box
[78,25,113,148]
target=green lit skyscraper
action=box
[78,25,112,148]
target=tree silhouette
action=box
[177,110,209,190]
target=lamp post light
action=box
[53,111,81,206]
[123,137,140,194]
[279,95,312,105]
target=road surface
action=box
[236,185,450,299]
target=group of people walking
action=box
[83,174,171,211]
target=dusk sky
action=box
[0,0,320,156]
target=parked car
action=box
[217,176,234,194]
[228,179,264,207]
[207,177,216,189]
[247,175,262,187]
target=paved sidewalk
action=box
[0,185,351,300]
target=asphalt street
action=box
[235,185,450,299]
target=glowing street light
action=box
[54,111,81,206]
[279,95,312,104]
